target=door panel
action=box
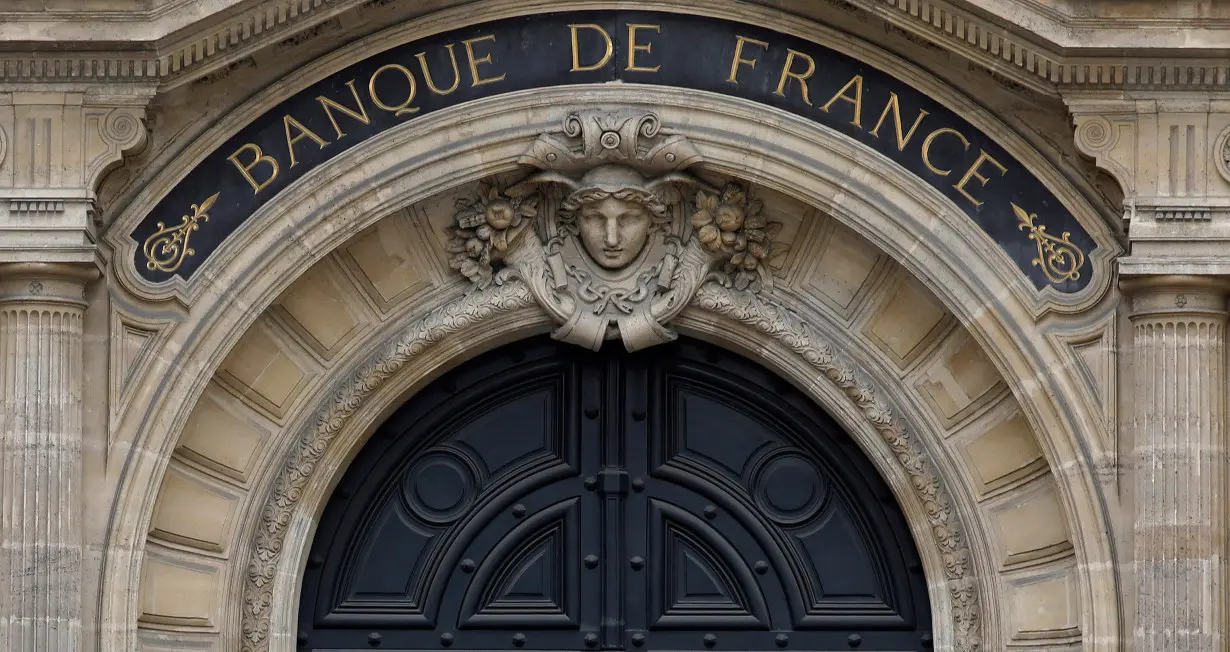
[298,337,932,651]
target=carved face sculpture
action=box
[577,196,653,269]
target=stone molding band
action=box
[0,263,99,306]
[1120,275,1230,316]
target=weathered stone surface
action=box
[0,4,1227,652]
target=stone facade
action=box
[0,1,1227,651]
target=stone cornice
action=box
[848,0,1230,94]
[0,0,360,87]
[953,0,1230,47]
[2,0,1230,94]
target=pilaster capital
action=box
[1119,274,1230,319]
[0,261,100,307]
[0,86,153,267]
[1065,93,1230,276]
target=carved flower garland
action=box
[692,183,781,292]
[445,183,540,288]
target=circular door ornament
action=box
[402,450,480,525]
[750,451,829,526]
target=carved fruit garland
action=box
[445,182,541,288]
[692,184,780,293]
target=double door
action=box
[297,338,931,651]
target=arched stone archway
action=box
[108,166,1117,652]
[96,8,1122,652]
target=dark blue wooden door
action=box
[297,337,933,651]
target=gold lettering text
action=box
[569,24,614,72]
[869,92,928,151]
[774,49,816,105]
[367,64,420,116]
[283,115,329,168]
[819,74,865,128]
[415,43,462,95]
[920,127,970,176]
[727,35,768,84]
[316,79,371,139]
[462,34,506,87]
[227,143,280,194]
[954,149,1008,207]
[626,23,661,72]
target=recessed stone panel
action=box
[1009,568,1081,643]
[918,331,1005,424]
[176,382,272,483]
[750,186,808,275]
[150,464,239,552]
[339,214,433,312]
[864,275,950,368]
[963,408,1046,495]
[273,259,366,359]
[216,319,314,419]
[799,220,888,317]
[991,482,1073,567]
[139,553,219,628]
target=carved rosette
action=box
[443,110,781,352]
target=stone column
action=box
[0,263,97,652]
[1122,275,1230,651]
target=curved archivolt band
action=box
[239,279,981,652]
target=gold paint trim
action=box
[142,192,220,274]
[1012,202,1085,285]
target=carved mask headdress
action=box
[445,110,779,352]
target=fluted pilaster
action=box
[1123,275,1230,652]
[0,263,96,652]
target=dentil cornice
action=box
[2,0,1230,94]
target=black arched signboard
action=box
[133,10,1095,293]
[297,337,933,651]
